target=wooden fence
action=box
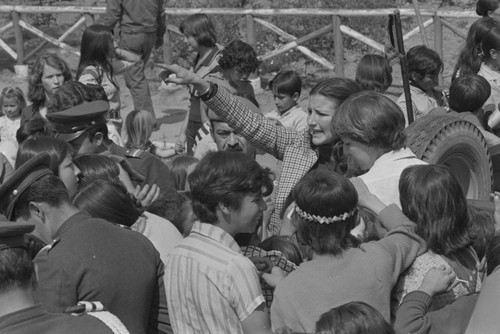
[0,5,480,77]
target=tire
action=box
[406,115,493,200]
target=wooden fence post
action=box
[434,13,443,84]
[12,10,24,65]
[332,15,344,77]
[246,14,256,48]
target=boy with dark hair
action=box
[397,45,445,126]
[266,70,307,131]
[165,151,274,334]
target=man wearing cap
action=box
[46,100,176,196]
[0,220,129,334]
[0,154,171,334]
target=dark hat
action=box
[0,153,53,221]
[46,100,109,142]
[0,220,34,251]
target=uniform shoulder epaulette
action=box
[39,237,60,254]
[124,148,145,158]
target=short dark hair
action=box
[332,91,406,151]
[316,301,394,334]
[355,54,393,93]
[73,179,143,227]
[14,174,69,220]
[218,40,260,76]
[476,0,500,16]
[406,45,443,80]
[16,136,72,176]
[269,70,302,97]
[0,248,34,293]
[48,81,108,114]
[28,54,72,112]
[188,151,273,224]
[179,13,217,47]
[399,165,473,257]
[294,170,359,256]
[449,75,491,113]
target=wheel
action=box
[406,115,493,200]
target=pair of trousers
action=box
[119,32,156,114]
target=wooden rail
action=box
[0,6,480,76]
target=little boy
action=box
[265,70,307,131]
[165,151,274,334]
[398,45,444,126]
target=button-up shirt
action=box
[165,222,265,334]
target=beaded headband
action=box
[295,205,355,224]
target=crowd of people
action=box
[2,0,500,333]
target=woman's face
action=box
[307,94,339,146]
[184,35,199,52]
[58,154,81,197]
[41,64,65,97]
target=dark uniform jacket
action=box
[106,143,176,196]
[0,304,115,334]
[33,211,171,334]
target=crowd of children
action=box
[3,5,500,334]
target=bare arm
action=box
[241,303,272,334]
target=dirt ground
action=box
[0,4,477,145]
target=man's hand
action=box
[154,63,209,93]
[262,267,287,288]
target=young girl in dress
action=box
[395,164,482,311]
[0,87,26,143]
[269,169,425,333]
[77,24,139,128]
[124,109,176,159]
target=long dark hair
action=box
[76,24,117,88]
[399,165,472,257]
[28,54,72,112]
[73,179,143,227]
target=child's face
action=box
[183,34,199,52]
[274,92,298,113]
[2,97,21,118]
[412,72,439,92]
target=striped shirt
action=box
[165,222,265,334]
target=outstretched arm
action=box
[162,64,302,160]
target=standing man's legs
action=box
[120,32,156,115]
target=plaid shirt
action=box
[205,87,319,236]
[242,246,298,309]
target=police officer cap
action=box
[0,153,53,221]
[0,219,34,251]
[46,100,109,142]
